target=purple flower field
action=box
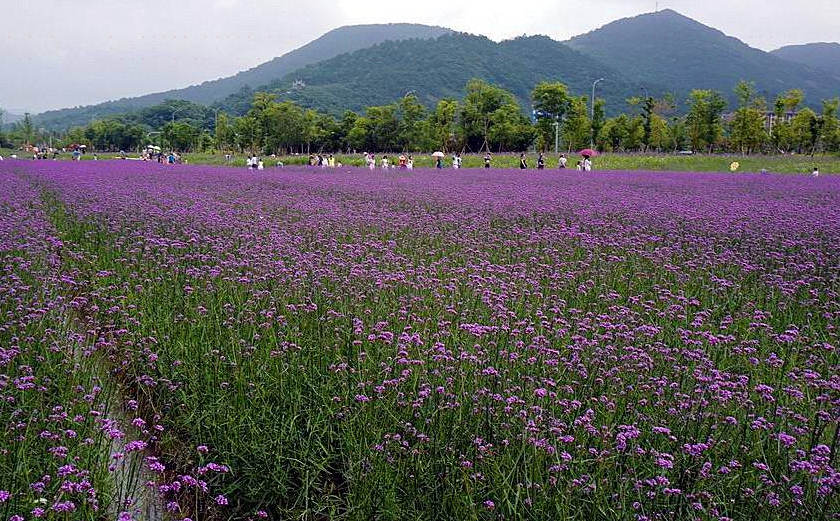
[1,160,838,520]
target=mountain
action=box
[215,33,648,116]
[33,24,451,130]
[1,110,25,125]
[771,43,840,80]
[567,9,840,109]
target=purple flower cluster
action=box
[2,160,838,520]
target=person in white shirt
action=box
[583,157,592,171]
[559,154,567,169]
[381,155,389,169]
[812,167,820,177]
[407,155,414,170]
[246,156,253,168]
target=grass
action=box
[3,146,839,173]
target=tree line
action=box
[3,79,839,155]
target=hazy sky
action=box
[2,0,838,114]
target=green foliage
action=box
[562,96,592,152]
[214,33,640,121]
[568,9,840,111]
[686,90,727,152]
[161,121,201,152]
[729,81,768,154]
[532,82,571,152]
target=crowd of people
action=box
[363,153,415,170]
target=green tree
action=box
[819,99,840,153]
[338,111,359,152]
[365,105,400,152]
[460,79,520,152]
[532,82,570,152]
[648,114,672,152]
[234,116,261,153]
[161,121,201,152]
[686,90,726,152]
[262,101,305,154]
[347,117,372,152]
[790,108,819,154]
[641,96,656,150]
[591,98,606,150]
[427,99,459,152]
[729,81,767,153]
[397,95,427,151]
[488,104,534,152]
[215,113,235,151]
[561,96,591,152]
[20,113,35,146]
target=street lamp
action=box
[591,78,605,148]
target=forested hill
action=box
[567,9,840,108]
[32,23,451,130]
[215,33,647,116]
[771,43,840,80]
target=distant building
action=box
[292,79,306,90]
[723,110,797,132]
[765,111,796,132]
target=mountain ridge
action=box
[567,9,840,108]
[27,10,840,130]
[771,42,840,81]
[211,32,651,117]
[31,23,451,129]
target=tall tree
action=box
[730,81,767,153]
[427,100,459,152]
[686,90,726,152]
[790,108,819,154]
[562,96,591,153]
[20,113,34,146]
[460,79,519,152]
[641,96,656,151]
[397,95,427,152]
[532,82,570,152]
[214,112,235,151]
[819,99,840,153]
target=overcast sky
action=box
[2,0,838,114]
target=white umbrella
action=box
[432,151,445,158]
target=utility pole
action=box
[554,117,560,154]
[591,78,605,149]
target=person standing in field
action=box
[381,155,389,169]
[519,153,528,169]
[583,156,592,171]
[484,153,491,169]
[812,167,820,177]
[435,156,443,169]
[576,160,583,171]
[559,154,567,169]
[537,153,545,169]
[407,155,414,170]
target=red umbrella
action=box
[579,149,598,157]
